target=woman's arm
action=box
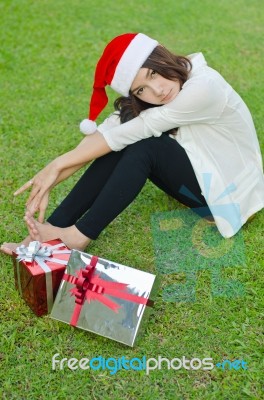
[52,131,112,172]
[99,77,226,151]
[15,132,111,221]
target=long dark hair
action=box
[114,45,192,127]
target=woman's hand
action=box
[14,163,83,220]
[27,191,50,223]
[14,161,60,220]
[22,164,86,221]
[14,132,111,221]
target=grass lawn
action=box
[0,0,263,399]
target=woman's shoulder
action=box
[187,52,208,72]
[184,53,227,93]
[188,52,207,63]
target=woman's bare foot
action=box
[0,236,31,256]
[24,212,91,250]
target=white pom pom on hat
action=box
[80,119,97,135]
[80,33,158,134]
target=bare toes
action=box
[0,243,16,256]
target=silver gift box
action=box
[50,250,159,347]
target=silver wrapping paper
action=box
[50,250,159,346]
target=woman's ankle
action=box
[65,225,91,250]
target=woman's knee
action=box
[123,135,166,157]
[127,137,154,150]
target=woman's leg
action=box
[74,134,211,239]
[47,150,123,227]
[23,134,211,248]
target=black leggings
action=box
[47,134,211,239]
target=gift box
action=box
[50,250,159,347]
[13,239,71,316]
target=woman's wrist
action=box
[52,155,68,173]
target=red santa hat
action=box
[80,33,158,135]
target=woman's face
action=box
[130,68,181,105]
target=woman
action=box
[1,32,264,254]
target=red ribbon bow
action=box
[63,256,153,327]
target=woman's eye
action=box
[137,88,144,96]
[151,70,157,77]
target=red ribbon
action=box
[63,256,153,327]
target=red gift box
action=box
[13,239,71,316]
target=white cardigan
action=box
[98,53,264,238]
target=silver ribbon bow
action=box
[16,241,52,262]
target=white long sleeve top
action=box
[97,53,264,238]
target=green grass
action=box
[0,0,263,399]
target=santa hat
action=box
[80,33,158,135]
